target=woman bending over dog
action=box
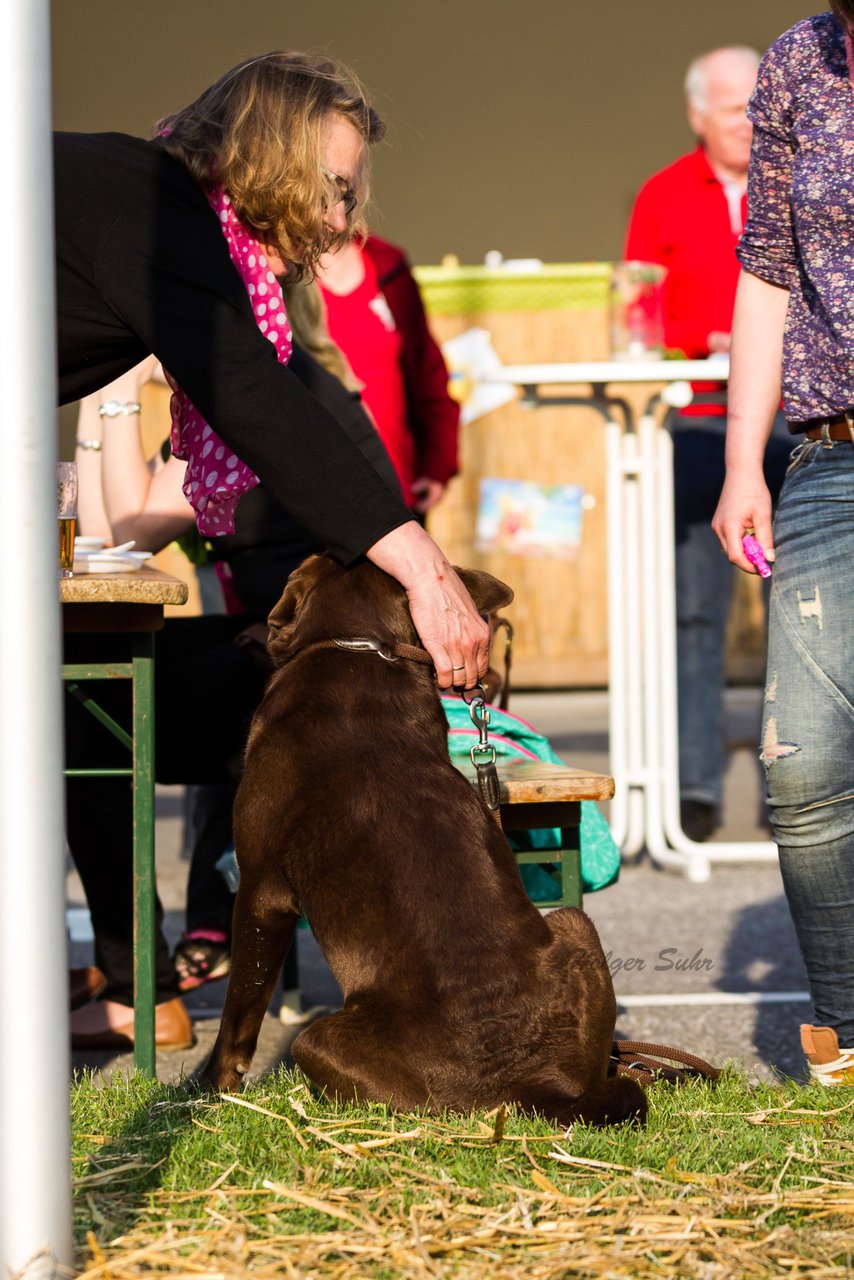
[55,51,488,692]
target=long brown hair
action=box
[830,1,854,28]
[157,52,384,278]
[282,278,359,390]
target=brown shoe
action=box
[801,1024,854,1085]
[70,996,195,1051]
[69,966,107,1011]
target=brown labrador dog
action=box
[200,555,646,1128]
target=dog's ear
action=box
[267,555,329,667]
[454,567,514,615]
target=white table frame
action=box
[485,359,778,881]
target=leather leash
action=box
[610,1039,721,1085]
[492,615,514,711]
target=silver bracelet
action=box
[98,400,141,419]
[76,438,103,451]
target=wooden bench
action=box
[459,758,615,909]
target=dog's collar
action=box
[283,635,435,668]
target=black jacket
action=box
[53,130,412,564]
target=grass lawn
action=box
[72,1067,854,1279]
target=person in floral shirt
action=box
[713,3,854,1087]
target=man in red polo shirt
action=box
[625,46,791,842]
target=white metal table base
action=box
[497,363,778,879]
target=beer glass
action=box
[57,461,78,578]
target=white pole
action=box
[619,434,647,856]
[605,418,629,848]
[653,406,778,869]
[0,0,74,1274]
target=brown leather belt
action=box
[803,410,854,441]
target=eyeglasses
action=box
[323,169,358,218]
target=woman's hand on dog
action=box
[366,522,490,688]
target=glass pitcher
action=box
[610,261,667,360]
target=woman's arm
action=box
[105,450,195,553]
[76,359,196,552]
[711,269,789,572]
[713,44,796,578]
[75,393,111,540]
[365,521,490,690]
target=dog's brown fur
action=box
[200,556,646,1127]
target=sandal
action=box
[173,930,231,991]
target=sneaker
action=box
[173,930,231,991]
[801,1024,854,1085]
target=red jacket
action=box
[363,236,459,487]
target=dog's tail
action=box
[522,1076,648,1129]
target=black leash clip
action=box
[464,683,500,813]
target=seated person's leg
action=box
[152,614,270,785]
[66,614,275,1037]
[174,781,237,990]
[153,617,271,990]
[66,775,178,1008]
[185,783,236,938]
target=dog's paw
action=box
[193,1058,248,1095]
[192,1071,222,1096]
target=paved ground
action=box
[68,687,810,1087]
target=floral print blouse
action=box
[737,12,854,426]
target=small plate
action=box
[74,536,107,552]
[72,552,153,574]
[72,560,137,574]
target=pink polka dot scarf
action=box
[166,186,293,535]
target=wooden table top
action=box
[59,567,189,608]
[460,758,614,803]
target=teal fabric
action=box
[441,698,620,897]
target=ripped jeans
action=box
[763,434,854,1046]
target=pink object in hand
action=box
[742,534,772,578]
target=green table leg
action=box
[132,632,156,1076]
[558,832,583,908]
